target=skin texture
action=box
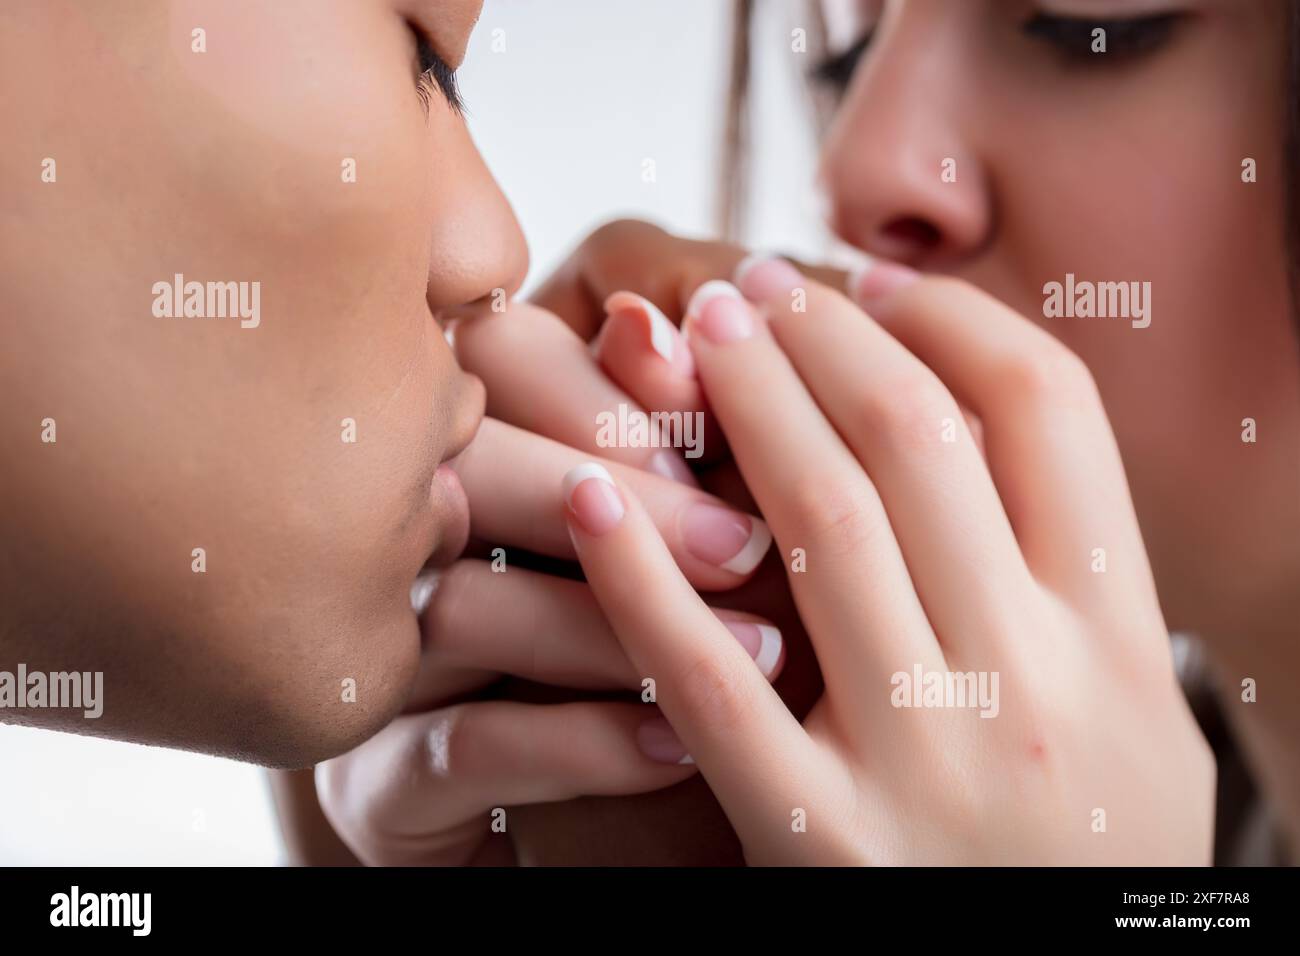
[6,0,1292,865]
[565,262,1215,862]
[0,0,527,766]
[285,0,1300,863]
[0,0,777,865]
[816,0,1300,652]
[818,0,1300,855]
[489,0,1300,863]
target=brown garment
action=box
[1173,633,1288,865]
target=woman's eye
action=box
[413,30,464,114]
[1021,12,1183,62]
[811,31,873,93]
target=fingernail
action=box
[846,256,920,305]
[681,502,772,574]
[409,569,441,615]
[685,280,753,344]
[722,620,783,678]
[604,292,680,367]
[733,253,804,302]
[647,449,699,487]
[442,318,460,351]
[563,463,625,536]
[637,717,693,765]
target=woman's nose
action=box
[817,25,991,269]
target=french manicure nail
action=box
[733,253,804,302]
[637,717,693,765]
[681,502,772,574]
[685,280,753,344]
[605,291,676,364]
[722,620,783,678]
[562,463,625,536]
[846,256,920,305]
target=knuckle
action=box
[785,473,879,550]
[675,651,759,733]
[587,218,667,260]
[999,346,1099,409]
[857,373,960,453]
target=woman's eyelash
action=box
[1021,13,1183,61]
[414,31,464,114]
[810,11,1182,92]
[810,31,873,91]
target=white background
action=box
[0,0,832,865]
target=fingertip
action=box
[684,279,744,323]
[562,463,626,536]
[719,515,772,575]
[732,253,804,303]
[636,716,695,766]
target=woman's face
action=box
[818,0,1300,639]
[0,0,526,764]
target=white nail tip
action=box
[732,253,768,289]
[630,294,675,363]
[685,279,743,319]
[720,517,772,575]
[755,625,782,677]
[409,570,441,615]
[678,754,696,765]
[562,462,616,504]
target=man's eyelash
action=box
[1021,13,1183,61]
[414,31,465,115]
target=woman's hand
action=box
[530,218,847,342]
[313,419,781,866]
[562,257,1214,865]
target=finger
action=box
[848,265,1155,606]
[594,291,726,466]
[316,700,695,866]
[734,256,1033,661]
[454,418,772,591]
[452,301,698,484]
[407,560,785,710]
[530,218,846,339]
[682,281,944,696]
[561,462,829,845]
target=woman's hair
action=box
[722,1,824,240]
[1287,1,1300,300]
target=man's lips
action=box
[441,414,479,466]
[426,460,471,569]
